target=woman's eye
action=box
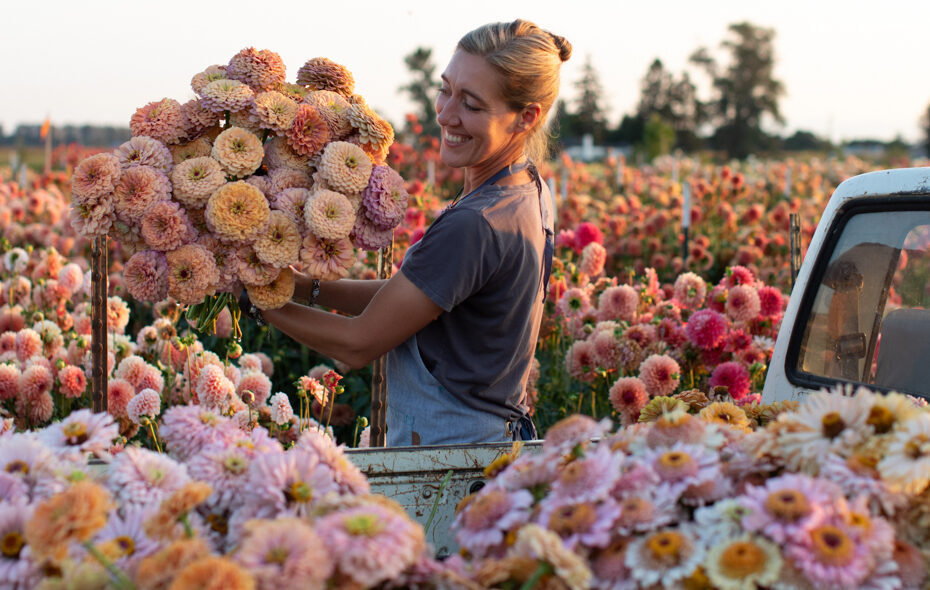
[437,86,450,96]
[464,102,480,112]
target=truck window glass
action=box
[795,210,930,397]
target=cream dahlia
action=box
[304,189,355,240]
[165,244,219,305]
[253,211,301,268]
[170,137,213,165]
[303,90,353,138]
[296,57,355,97]
[115,136,173,173]
[212,127,264,178]
[200,79,255,114]
[247,267,295,310]
[113,165,171,223]
[251,91,299,132]
[227,47,287,92]
[205,181,270,243]
[319,141,372,195]
[298,235,354,281]
[171,156,227,208]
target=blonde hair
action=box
[457,20,572,164]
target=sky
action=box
[4,0,930,143]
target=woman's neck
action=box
[462,145,528,194]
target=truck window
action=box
[793,209,930,397]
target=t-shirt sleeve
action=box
[400,209,502,312]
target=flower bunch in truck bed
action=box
[69,47,410,334]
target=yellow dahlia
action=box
[205,181,270,242]
[211,127,264,178]
[137,538,212,590]
[171,157,227,208]
[286,104,331,157]
[169,557,255,590]
[253,211,301,268]
[304,189,355,240]
[296,57,355,97]
[304,90,353,138]
[699,401,753,433]
[246,267,295,310]
[25,481,114,561]
[251,91,299,133]
[320,141,372,195]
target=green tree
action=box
[636,58,704,152]
[398,47,440,138]
[690,22,785,159]
[641,113,676,161]
[572,55,608,143]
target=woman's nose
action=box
[436,99,457,127]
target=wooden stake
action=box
[370,241,394,447]
[91,236,108,413]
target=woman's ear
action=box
[517,103,542,132]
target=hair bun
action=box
[550,33,572,62]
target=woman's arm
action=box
[292,270,387,316]
[262,269,442,369]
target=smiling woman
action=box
[252,19,571,446]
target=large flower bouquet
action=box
[69,47,411,336]
[450,386,930,589]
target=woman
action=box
[245,20,571,446]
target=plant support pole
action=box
[370,241,394,447]
[91,236,108,413]
[789,213,801,290]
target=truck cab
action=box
[763,167,930,402]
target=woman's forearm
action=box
[293,275,388,316]
[261,303,370,369]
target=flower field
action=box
[3,44,930,589]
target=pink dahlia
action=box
[579,242,607,277]
[191,64,228,95]
[129,98,186,145]
[685,309,728,350]
[200,79,254,113]
[107,296,131,334]
[140,201,197,252]
[0,365,19,401]
[298,235,354,280]
[316,504,425,588]
[672,272,707,309]
[18,363,52,399]
[350,213,394,251]
[269,392,293,425]
[550,446,622,504]
[296,57,355,97]
[235,518,332,590]
[126,388,161,425]
[726,265,756,287]
[15,328,42,362]
[708,361,752,400]
[115,135,173,173]
[165,244,219,305]
[251,91,299,133]
[237,370,272,406]
[597,285,638,322]
[757,286,784,318]
[638,354,680,397]
[57,365,86,399]
[453,487,533,557]
[725,284,761,322]
[180,99,218,139]
[57,263,84,294]
[113,165,171,223]
[159,405,240,462]
[227,47,287,92]
[609,377,649,423]
[536,496,622,550]
[106,446,190,509]
[566,340,598,382]
[286,104,331,157]
[739,473,840,543]
[72,153,121,200]
[573,221,604,252]
[361,165,408,230]
[197,365,236,411]
[107,378,135,419]
[543,414,611,455]
[37,409,119,462]
[124,250,169,302]
[212,126,265,178]
[240,448,339,520]
[591,329,622,369]
[272,188,311,228]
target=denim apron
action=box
[385,162,553,447]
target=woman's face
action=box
[435,50,525,171]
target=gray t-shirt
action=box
[399,179,552,421]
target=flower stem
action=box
[179,513,194,538]
[424,470,453,535]
[83,541,137,590]
[146,420,162,454]
[519,562,553,590]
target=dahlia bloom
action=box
[726,284,761,322]
[191,64,228,95]
[212,127,264,178]
[304,190,355,240]
[316,503,426,588]
[454,487,534,557]
[206,181,270,243]
[235,518,332,590]
[685,309,728,350]
[140,200,197,251]
[597,285,638,322]
[566,340,598,382]
[268,167,312,196]
[227,47,287,92]
[350,213,394,251]
[171,156,227,208]
[69,193,115,238]
[180,99,218,139]
[200,79,255,113]
[304,90,353,138]
[72,153,121,200]
[609,377,649,423]
[269,392,294,425]
[543,415,611,454]
[263,136,307,171]
[37,409,119,463]
[638,354,680,397]
[0,365,20,401]
[238,246,281,286]
[286,104,331,157]
[247,267,295,310]
[171,136,213,165]
[57,365,87,399]
[251,91,299,132]
[273,188,311,228]
[757,285,784,318]
[708,361,752,400]
[126,388,162,425]
[237,370,272,406]
[579,242,607,277]
[159,405,241,462]
[107,379,135,419]
[672,272,707,309]
[360,165,408,230]
[320,141,372,195]
[346,104,394,156]
[253,211,301,268]
[165,244,219,305]
[296,57,355,97]
[130,98,186,145]
[115,135,173,173]
[197,364,237,411]
[57,262,84,294]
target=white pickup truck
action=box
[350,166,930,555]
